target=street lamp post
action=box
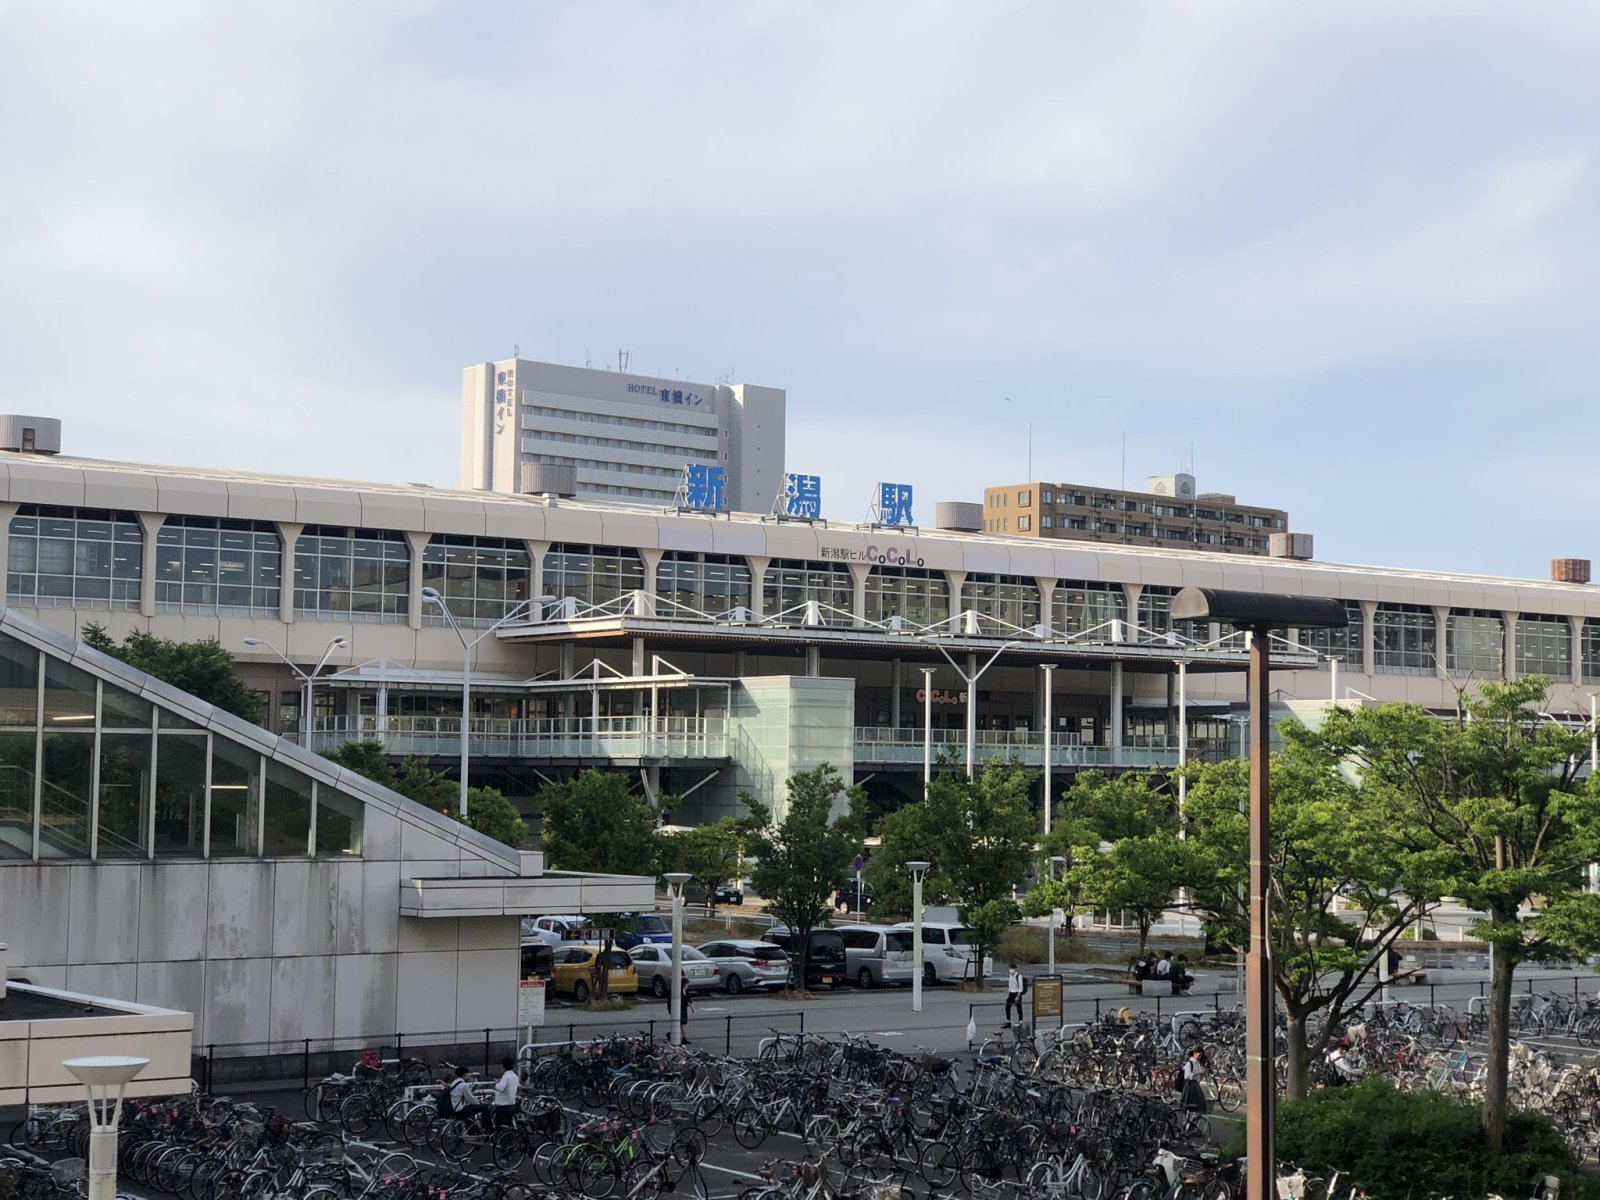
[664,872,692,1046]
[421,589,554,818]
[63,1055,149,1200]
[1042,664,1056,836]
[921,667,936,789]
[1047,855,1066,975]
[922,640,1018,777]
[242,636,347,750]
[1172,587,1347,1200]
[908,861,931,1013]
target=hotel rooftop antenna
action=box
[618,349,630,373]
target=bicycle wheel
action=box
[339,1092,376,1136]
[434,1119,471,1162]
[1012,1044,1040,1075]
[574,1148,620,1199]
[675,1162,709,1200]
[732,1107,769,1149]
[1073,1160,1106,1200]
[921,1140,962,1188]
[1214,1077,1243,1113]
[494,1128,529,1171]
[1123,1180,1161,1200]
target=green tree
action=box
[320,741,526,848]
[82,622,263,723]
[1310,678,1600,1150]
[539,769,661,875]
[863,789,948,918]
[934,760,1038,987]
[1181,737,1436,1099]
[667,818,745,906]
[740,765,865,990]
[1028,772,1184,958]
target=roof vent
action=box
[1269,532,1315,561]
[1552,558,1591,584]
[935,501,983,533]
[0,416,61,456]
[520,463,576,499]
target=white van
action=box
[837,924,916,989]
[890,921,993,984]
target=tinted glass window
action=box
[923,929,946,945]
[841,930,878,950]
[700,943,727,956]
[635,915,667,934]
[949,928,976,946]
[809,932,846,960]
[752,947,788,962]
[885,932,913,953]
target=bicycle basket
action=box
[51,1159,87,1187]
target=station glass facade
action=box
[6,505,142,609]
[293,527,410,620]
[421,536,532,624]
[155,517,282,614]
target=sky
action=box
[2,2,1597,579]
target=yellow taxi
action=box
[550,944,639,1001]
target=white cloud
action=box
[1,1,1598,578]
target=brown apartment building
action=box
[981,473,1306,558]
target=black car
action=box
[713,886,745,906]
[520,942,554,981]
[762,927,847,988]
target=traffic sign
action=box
[852,854,864,874]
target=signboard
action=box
[1031,974,1063,1021]
[852,854,865,874]
[518,979,546,1028]
[683,464,726,511]
[783,473,822,518]
[874,482,914,526]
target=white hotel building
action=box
[463,357,786,512]
[0,424,1595,1045]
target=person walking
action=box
[491,1056,519,1130]
[678,975,694,1043]
[1181,1048,1209,1113]
[1005,962,1027,1025]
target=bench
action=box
[1120,978,1144,994]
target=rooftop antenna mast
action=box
[618,349,630,373]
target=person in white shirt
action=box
[492,1056,520,1129]
[1154,952,1173,979]
[446,1066,485,1131]
[1005,963,1027,1024]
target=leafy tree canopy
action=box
[82,622,263,724]
[538,769,660,875]
[320,741,526,849]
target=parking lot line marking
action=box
[702,1162,766,1182]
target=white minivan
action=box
[837,924,916,989]
[890,921,993,984]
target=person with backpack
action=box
[443,1066,486,1132]
[1005,963,1028,1024]
[1181,1048,1209,1112]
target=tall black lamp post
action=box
[1170,588,1347,1200]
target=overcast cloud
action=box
[2,2,1597,578]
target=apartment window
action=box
[421,536,532,625]
[543,544,646,610]
[7,505,143,609]
[155,517,281,614]
[1040,489,1055,505]
[657,552,752,615]
[1297,601,1364,669]
[1017,516,1031,532]
[1372,604,1437,675]
[865,567,950,626]
[1582,621,1600,685]
[1053,582,1124,637]
[1017,490,1031,506]
[1041,516,1054,529]
[293,527,409,620]
[1515,613,1572,678]
[1445,610,1504,677]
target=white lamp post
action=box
[908,860,931,1013]
[63,1055,148,1200]
[921,667,936,788]
[664,872,692,1046]
[242,636,347,750]
[1047,855,1066,975]
[1041,663,1056,835]
[420,588,554,818]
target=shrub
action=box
[1265,1079,1580,1200]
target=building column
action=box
[631,636,646,676]
[639,547,664,600]
[135,513,166,618]
[805,646,820,677]
[1359,600,1377,675]
[848,563,871,627]
[1035,577,1056,634]
[404,531,431,631]
[1433,606,1451,680]
[1165,671,1177,741]
[891,659,902,728]
[1503,611,1519,679]
[746,555,770,619]
[0,503,16,605]
[1570,617,1585,686]
[276,522,304,625]
[1110,662,1124,750]
[1122,584,1143,638]
[944,570,967,633]
[525,539,551,607]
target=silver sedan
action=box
[628,944,720,998]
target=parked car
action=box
[889,921,992,984]
[713,886,745,906]
[614,914,674,950]
[836,924,915,989]
[550,945,638,1001]
[520,942,554,981]
[697,939,792,994]
[523,915,588,948]
[627,944,720,997]
[761,927,847,989]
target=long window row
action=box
[0,633,362,862]
[6,508,1599,678]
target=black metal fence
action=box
[191,1008,809,1094]
[967,970,1600,1046]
